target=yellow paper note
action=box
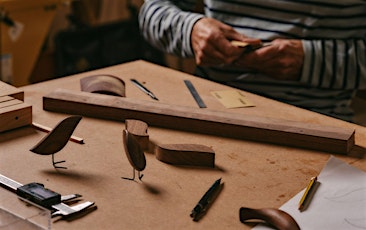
[211,90,255,108]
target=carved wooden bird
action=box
[122,129,146,181]
[30,115,82,169]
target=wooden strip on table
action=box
[43,88,355,154]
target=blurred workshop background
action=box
[0,0,365,125]
[0,0,196,87]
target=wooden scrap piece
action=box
[125,119,149,150]
[43,88,356,154]
[0,81,32,132]
[80,75,125,97]
[0,95,32,133]
[155,144,215,168]
[0,81,24,101]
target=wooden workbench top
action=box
[1,60,365,229]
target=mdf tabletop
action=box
[1,60,365,229]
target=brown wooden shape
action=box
[30,115,82,155]
[43,88,356,154]
[125,119,149,150]
[0,100,32,133]
[240,207,300,230]
[156,144,215,167]
[0,82,32,132]
[0,81,24,101]
[80,75,125,97]
[122,129,146,171]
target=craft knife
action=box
[130,79,159,100]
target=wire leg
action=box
[122,169,144,181]
[138,171,143,180]
[52,154,67,169]
[122,168,136,181]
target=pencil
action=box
[32,122,84,144]
[298,176,317,211]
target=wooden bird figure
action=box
[122,129,146,181]
[30,115,82,169]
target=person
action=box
[139,0,366,122]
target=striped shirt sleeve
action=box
[140,0,366,92]
[139,0,204,57]
[301,38,366,90]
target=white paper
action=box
[254,156,366,229]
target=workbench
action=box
[1,60,365,229]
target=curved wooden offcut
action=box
[239,207,300,230]
[155,144,215,168]
[80,74,125,97]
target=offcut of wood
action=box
[43,88,355,154]
[80,75,126,97]
[0,80,24,101]
[0,81,32,132]
[156,144,215,168]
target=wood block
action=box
[0,81,24,101]
[155,144,215,167]
[0,100,32,133]
[0,81,32,132]
[0,96,23,108]
[43,88,356,154]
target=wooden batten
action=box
[43,88,356,154]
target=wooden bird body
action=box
[30,115,82,168]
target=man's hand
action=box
[234,39,304,81]
[191,17,260,66]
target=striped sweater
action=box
[139,0,366,121]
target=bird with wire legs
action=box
[30,116,82,169]
[122,129,146,181]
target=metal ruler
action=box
[184,80,207,108]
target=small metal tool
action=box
[0,174,96,218]
[130,79,159,100]
[184,80,207,108]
